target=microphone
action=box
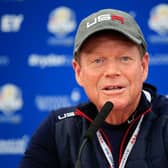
[84,101,113,140]
[75,101,113,168]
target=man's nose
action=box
[103,60,121,77]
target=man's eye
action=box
[93,58,104,64]
[120,56,131,62]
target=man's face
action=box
[73,33,149,113]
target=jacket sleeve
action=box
[164,117,168,158]
[18,111,59,168]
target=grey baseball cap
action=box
[74,9,147,59]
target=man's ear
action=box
[142,52,149,82]
[72,59,83,86]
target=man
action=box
[19,9,168,168]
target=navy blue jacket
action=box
[19,83,168,168]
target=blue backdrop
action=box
[0,0,168,167]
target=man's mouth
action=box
[103,86,123,91]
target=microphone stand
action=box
[75,138,88,168]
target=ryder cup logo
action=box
[149,4,168,35]
[47,6,76,37]
[0,84,23,116]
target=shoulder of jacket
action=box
[52,102,93,123]
[52,106,78,123]
[152,94,168,116]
